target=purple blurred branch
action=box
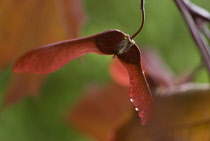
[174,0,210,73]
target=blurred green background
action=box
[0,0,209,141]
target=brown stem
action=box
[155,83,210,96]
[130,0,145,39]
[174,0,210,73]
[202,24,210,39]
[183,0,210,22]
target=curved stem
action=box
[130,0,145,39]
[174,0,210,73]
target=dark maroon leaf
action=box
[109,48,175,88]
[13,29,153,125]
[13,30,125,74]
[117,45,153,125]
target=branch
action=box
[174,0,210,73]
[155,83,210,96]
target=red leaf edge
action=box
[117,45,153,125]
[13,30,125,74]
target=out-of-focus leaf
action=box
[109,58,129,87]
[4,73,45,107]
[67,84,133,141]
[55,0,86,38]
[141,48,175,87]
[112,85,210,141]
[1,0,86,106]
[0,0,65,68]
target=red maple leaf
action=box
[13,29,153,125]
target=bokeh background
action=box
[0,0,209,141]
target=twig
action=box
[131,0,145,39]
[174,0,210,73]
